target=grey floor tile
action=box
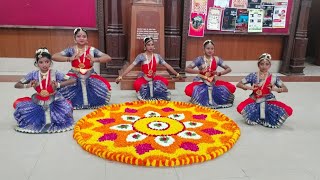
[105,163,179,180]
[174,154,246,180]
[243,168,316,180]
[28,132,106,180]
[0,130,47,180]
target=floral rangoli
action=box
[74,100,240,166]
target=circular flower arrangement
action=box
[74,100,240,167]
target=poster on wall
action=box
[275,0,289,4]
[188,13,206,37]
[261,0,273,5]
[272,4,287,28]
[261,0,288,5]
[221,8,237,31]
[207,7,222,30]
[192,0,208,14]
[248,0,262,8]
[235,9,249,32]
[248,9,263,32]
[214,0,230,8]
[262,5,274,27]
[231,0,248,9]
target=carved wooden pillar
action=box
[308,0,320,65]
[164,0,182,73]
[97,0,105,52]
[289,0,312,74]
[180,0,191,74]
[101,0,125,78]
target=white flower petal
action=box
[183,121,203,128]
[154,136,175,147]
[168,113,185,121]
[121,115,140,122]
[144,111,161,117]
[110,124,133,131]
[177,130,201,139]
[148,121,169,130]
[126,132,147,142]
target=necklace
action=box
[145,53,154,76]
[77,45,87,69]
[255,71,269,96]
[203,56,213,78]
[203,56,212,70]
[259,71,268,78]
[40,71,49,79]
[38,69,50,97]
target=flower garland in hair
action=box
[35,48,50,59]
[203,39,215,46]
[258,53,272,63]
[73,27,87,35]
[144,36,153,45]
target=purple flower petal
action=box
[180,142,199,152]
[97,118,115,125]
[193,114,207,120]
[135,143,154,155]
[125,108,138,113]
[162,107,174,112]
[202,128,224,135]
[98,133,117,142]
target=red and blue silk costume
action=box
[13,70,74,133]
[58,47,111,109]
[132,53,170,100]
[237,72,293,128]
[185,56,236,108]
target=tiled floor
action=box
[1,79,320,180]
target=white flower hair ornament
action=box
[35,48,50,58]
[143,36,154,45]
[73,27,86,35]
[258,53,272,63]
[74,27,82,34]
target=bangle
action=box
[279,88,283,93]
[57,82,61,88]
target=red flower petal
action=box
[125,108,138,113]
[202,128,224,135]
[180,142,199,152]
[97,118,115,125]
[162,107,174,112]
[193,114,207,120]
[135,143,154,155]
[98,133,117,142]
